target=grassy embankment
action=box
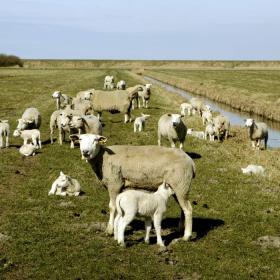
[0,68,280,279]
[145,69,280,122]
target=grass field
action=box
[1,67,280,279]
[145,69,280,122]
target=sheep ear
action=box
[60,171,64,176]
[167,113,171,117]
[97,136,107,144]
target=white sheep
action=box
[16,107,41,131]
[116,80,126,90]
[134,114,150,132]
[76,88,95,100]
[52,91,72,110]
[19,143,37,157]
[187,128,205,140]
[48,171,81,196]
[71,99,92,115]
[137,84,151,108]
[13,129,42,148]
[0,120,10,148]
[158,113,187,149]
[213,115,230,141]
[204,123,215,141]
[202,110,213,125]
[241,165,265,175]
[180,103,193,116]
[104,76,115,90]
[244,118,268,150]
[114,182,174,247]
[190,98,208,116]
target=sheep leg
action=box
[153,214,164,247]
[23,138,28,145]
[144,218,152,244]
[179,141,184,149]
[114,213,121,241]
[157,132,161,146]
[177,196,193,241]
[169,138,176,148]
[117,214,134,247]
[6,135,9,148]
[32,136,37,148]
[133,123,137,133]
[48,183,58,195]
[145,100,148,109]
[139,123,143,132]
[251,141,255,149]
[0,136,3,148]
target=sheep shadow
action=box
[186,152,202,159]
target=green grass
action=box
[1,68,280,279]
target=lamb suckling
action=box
[13,129,42,148]
[19,143,37,157]
[134,113,150,132]
[114,182,174,247]
[241,165,265,175]
[0,120,10,148]
[48,171,81,196]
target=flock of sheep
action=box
[0,74,270,247]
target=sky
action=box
[1,0,280,60]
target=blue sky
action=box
[1,0,280,59]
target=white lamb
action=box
[19,143,37,157]
[180,103,193,116]
[241,165,265,175]
[202,110,213,125]
[204,123,215,141]
[187,128,205,140]
[13,129,42,148]
[114,182,174,247]
[134,114,150,132]
[48,171,81,196]
[0,120,10,148]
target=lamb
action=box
[90,85,141,123]
[74,134,196,241]
[48,171,81,196]
[104,75,115,90]
[0,120,10,148]
[241,165,265,175]
[52,91,72,110]
[134,113,150,132]
[202,110,213,125]
[76,88,95,100]
[114,182,174,247]
[204,123,215,141]
[244,118,268,150]
[116,80,126,90]
[158,113,187,149]
[13,129,42,148]
[19,143,37,157]
[190,98,208,116]
[187,128,205,140]
[180,103,193,116]
[50,110,61,144]
[137,84,151,108]
[16,107,41,131]
[213,115,230,141]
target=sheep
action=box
[244,118,268,150]
[90,85,141,123]
[50,110,61,144]
[19,143,37,157]
[202,110,213,125]
[104,75,115,90]
[187,128,205,140]
[16,107,41,131]
[52,91,72,110]
[116,80,126,90]
[213,115,230,141]
[0,120,10,148]
[180,103,193,116]
[48,171,81,196]
[114,182,174,247]
[13,129,42,148]
[137,84,151,108]
[76,88,95,100]
[204,123,215,141]
[71,98,93,115]
[190,98,209,116]
[134,113,150,132]
[73,134,195,241]
[158,113,187,149]
[241,165,265,175]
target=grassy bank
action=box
[145,69,280,122]
[1,68,280,279]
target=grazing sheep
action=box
[187,128,205,140]
[114,182,174,247]
[244,118,268,150]
[0,120,10,148]
[213,115,230,141]
[204,123,215,141]
[104,75,115,90]
[90,85,141,123]
[52,91,72,110]
[241,165,265,175]
[180,103,193,116]
[48,171,81,196]
[158,114,187,149]
[134,113,150,132]
[16,107,41,131]
[116,80,126,90]
[13,129,41,149]
[137,84,151,108]
[76,88,95,100]
[190,98,208,116]
[19,143,37,157]
[74,134,195,241]
[202,110,213,125]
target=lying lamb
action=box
[48,171,81,196]
[114,182,174,247]
[187,128,205,140]
[241,165,265,175]
[134,114,150,132]
[0,120,10,148]
[13,129,42,148]
[19,143,37,157]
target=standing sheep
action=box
[13,129,42,149]
[244,118,268,150]
[158,114,187,149]
[0,120,10,148]
[204,123,215,141]
[180,103,193,116]
[16,107,41,131]
[213,115,230,141]
[114,182,174,247]
[104,76,115,90]
[202,110,213,125]
[134,113,150,132]
[74,134,196,241]
[190,98,208,116]
[52,91,72,110]
[137,84,151,108]
[116,80,126,90]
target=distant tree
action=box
[0,54,23,67]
